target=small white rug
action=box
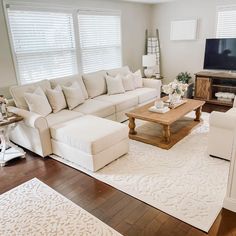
[51,112,230,232]
[0,178,121,236]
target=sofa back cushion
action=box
[82,70,107,98]
[107,66,131,77]
[24,87,52,116]
[50,75,88,99]
[10,80,51,110]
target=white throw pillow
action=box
[46,85,67,113]
[62,82,85,110]
[132,70,143,88]
[106,75,125,95]
[122,74,135,91]
[24,87,52,116]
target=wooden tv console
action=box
[194,71,236,107]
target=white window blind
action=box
[78,11,122,73]
[217,6,236,38]
[7,8,77,84]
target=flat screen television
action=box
[204,38,236,71]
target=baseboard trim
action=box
[223,197,236,212]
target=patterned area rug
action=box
[51,112,230,232]
[0,178,121,236]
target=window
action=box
[216,6,236,38]
[78,11,122,73]
[7,7,77,84]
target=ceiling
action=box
[118,0,175,4]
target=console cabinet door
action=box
[195,77,211,100]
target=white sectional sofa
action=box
[8,66,161,171]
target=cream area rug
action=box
[51,112,230,232]
[0,178,121,236]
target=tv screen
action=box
[204,38,236,71]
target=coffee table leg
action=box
[162,125,171,143]
[129,117,137,135]
[194,106,202,121]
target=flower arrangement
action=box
[162,80,188,96]
[162,80,188,104]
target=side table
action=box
[0,115,26,167]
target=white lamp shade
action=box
[142,54,156,67]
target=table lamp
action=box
[142,54,156,78]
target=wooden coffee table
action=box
[126,98,205,149]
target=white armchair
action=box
[208,100,236,161]
[8,106,52,157]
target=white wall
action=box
[151,0,236,84]
[0,0,152,97]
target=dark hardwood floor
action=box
[1,103,236,236]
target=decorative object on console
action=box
[162,80,188,105]
[0,95,8,119]
[142,54,156,78]
[215,92,235,103]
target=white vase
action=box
[169,93,181,105]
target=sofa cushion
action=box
[106,75,125,95]
[24,87,52,117]
[82,71,107,98]
[122,74,135,91]
[50,75,88,99]
[46,109,83,127]
[94,93,138,112]
[50,115,128,155]
[126,88,157,104]
[46,85,67,113]
[10,80,51,110]
[226,108,236,116]
[107,66,130,77]
[62,82,85,110]
[73,99,115,118]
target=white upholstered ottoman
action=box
[50,115,129,171]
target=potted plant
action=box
[176,72,194,98]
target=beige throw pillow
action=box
[46,85,67,113]
[106,75,125,95]
[24,87,52,116]
[122,74,135,91]
[132,70,143,88]
[62,82,85,110]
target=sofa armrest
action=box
[143,78,162,89]
[210,111,236,130]
[143,78,162,98]
[8,106,48,129]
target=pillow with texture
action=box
[46,85,67,113]
[132,70,143,88]
[62,82,85,110]
[122,74,135,91]
[24,87,52,116]
[106,75,125,95]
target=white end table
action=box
[0,115,26,167]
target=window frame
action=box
[77,9,123,74]
[216,4,236,38]
[3,0,123,84]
